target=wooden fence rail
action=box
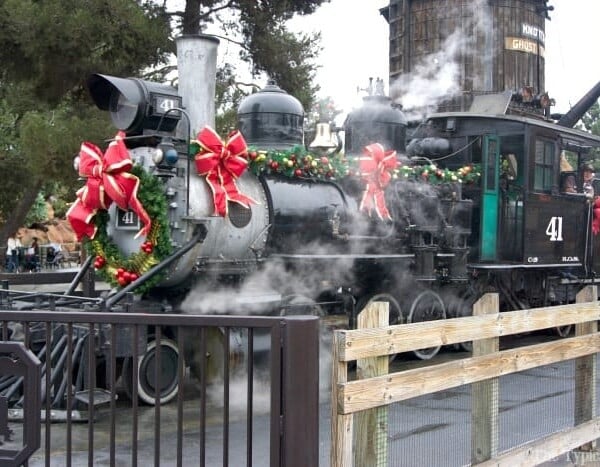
[331,286,600,466]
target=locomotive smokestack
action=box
[175,34,220,136]
[557,80,600,128]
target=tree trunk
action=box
[0,178,43,250]
[182,0,202,35]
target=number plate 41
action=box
[546,216,563,242]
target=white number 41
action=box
[546,216,563,241]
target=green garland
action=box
[84,165,172,295]
[242,145,481,185]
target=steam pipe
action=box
[557,80,600,128]
[155,106,192,217]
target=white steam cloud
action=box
[390,0,491,118]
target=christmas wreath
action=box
[67,133,172,294]
[86,165,172,294]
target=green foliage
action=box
[24,192,48,225]
[310,97,343,124]
[0,0,172,232]
[177,0,325,114]
[0,0,171,104]
[580,101,600,163]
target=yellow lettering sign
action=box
[505,37,545,57]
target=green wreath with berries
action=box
[85,165,172,295]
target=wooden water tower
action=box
[383,0,553,111]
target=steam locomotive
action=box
[6,35,600,405]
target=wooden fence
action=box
[330,286,600,466]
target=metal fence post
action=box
[280,316,319,467]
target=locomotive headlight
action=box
[87,73,183,136]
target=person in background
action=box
[582,164,595,198]
[6,233,22,272]
[46,242,64,268]
[562,174,577,193]
[25,237,39,272]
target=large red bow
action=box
[358,143,398,220]
[67,132,151,240]
[194,126,256,216]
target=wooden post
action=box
[354,302,389,467]
[471,293,499,464]
[574,285,598,451]
[331,330,353,467]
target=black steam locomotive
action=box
[5,36,600,405]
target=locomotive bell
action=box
[237,81,304,150]
[309,123,338,151]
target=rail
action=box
[331,287,600,466]
[0,309,320,466]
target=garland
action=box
[243,144,481,185]
[85,165,172,294]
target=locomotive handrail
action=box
[63,254,94,297]
[103,225,207,310]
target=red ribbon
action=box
[358,143,398,220]
[67,132,151,241]
[593,197,600,235]
[194,126,256,216]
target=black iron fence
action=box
[0,308,319,466]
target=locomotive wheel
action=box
[356,293,403,361]
[407,291,446,360]
[122,338,180,405]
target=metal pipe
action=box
[104,226,207,309]
[557,81,600,128]
[64,254,94,297]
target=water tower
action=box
[382,0,553,111]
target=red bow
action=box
[358,143,398,220]
[194,126,256,216]
[593,197,600,235]
[67,132,151,240]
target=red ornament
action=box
[294,169,303,177]
[320,156,329,165]
[270,161,279,170]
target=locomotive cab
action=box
[409,105,600,277]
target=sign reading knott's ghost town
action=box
[505,22,545,56]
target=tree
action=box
[0,0,172,245]
[170,0,325,114]
[580,101,600,166]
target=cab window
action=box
[534,139,555,192]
